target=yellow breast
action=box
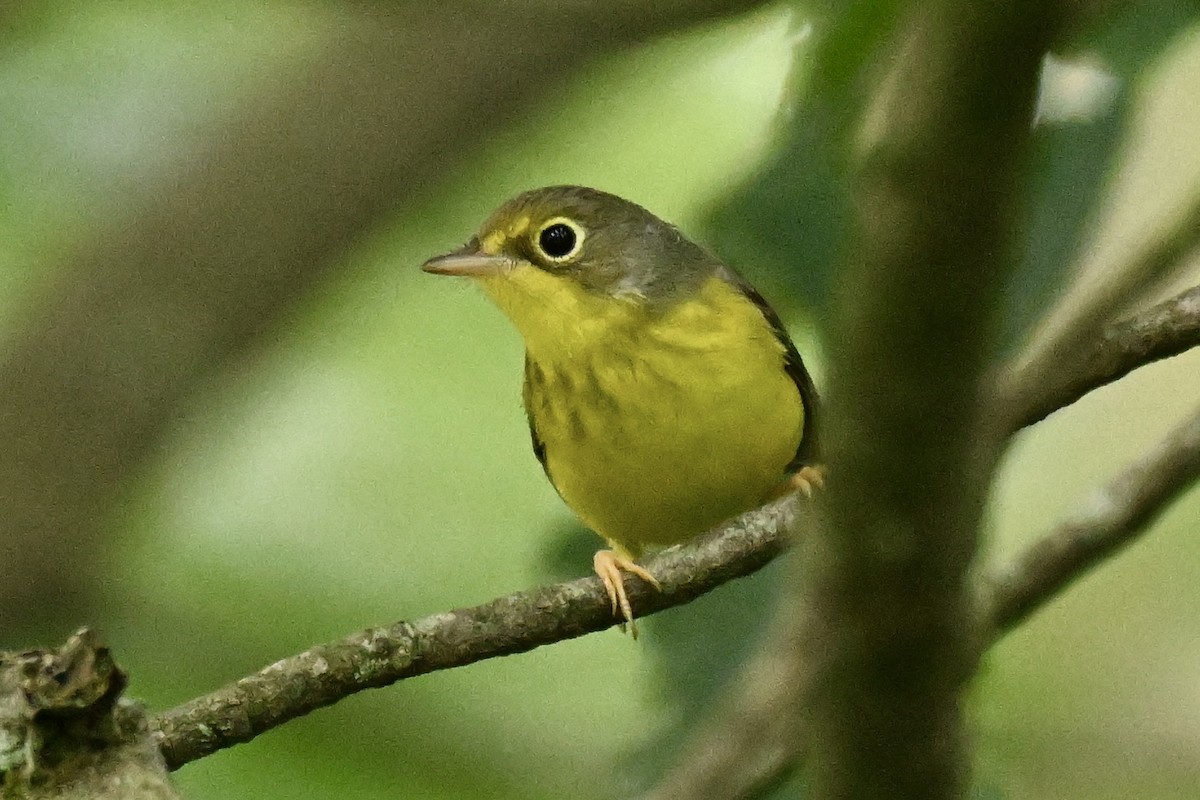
[479,267,804,555]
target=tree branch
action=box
[1001,187,1200,424]
[0,629,181,800]
[151,498,799,771]
[1001,284,1200,433]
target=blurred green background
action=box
[1,3,1199,798]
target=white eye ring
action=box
[534,217,585,263]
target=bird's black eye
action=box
[535,218,583,262]
[539,223,576,257]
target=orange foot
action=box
[593,549,662,639]
[768,464,827,501]
[790,464,827,498]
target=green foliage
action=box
[703,0,904,317]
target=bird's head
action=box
[421,185,717,306]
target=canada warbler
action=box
[423,186,820,636]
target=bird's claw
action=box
[789,464,826,498]
[593,550,661,639]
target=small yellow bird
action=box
[423,186,820,635]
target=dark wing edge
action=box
[726,271,820,471]
[522,352,551,476]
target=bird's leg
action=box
[768,464,827,500]
[593,548,661,639]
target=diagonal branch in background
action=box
[1001,186,1200,424]
[0,0,771,631]
[1003,283,1200,432]
[151,498,799,771]
[646,64,1200,800]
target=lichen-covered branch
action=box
[151,498,798,771]
[0,630,179,800]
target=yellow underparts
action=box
[478,265,804,557]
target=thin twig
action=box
[1003,284,1200,433]
[146,275,1200,780]
[151,498,798,771]
[1002,188,1200,421]
[147,273,1200,782]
